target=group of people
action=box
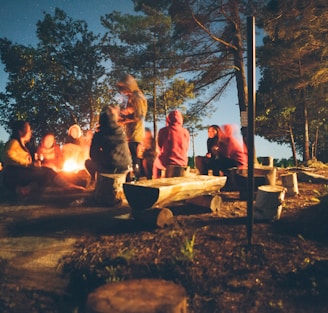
[195,124,248,176]
[0,73,248,200]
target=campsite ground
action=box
[0,164,327,313]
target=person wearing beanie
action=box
[85,105,132,180]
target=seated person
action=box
[37,132,63,171]
[61,124,86,171]
[217,124,248,175]
[152,110,190,178]
[2,120,85,199]
[140,127,156,179]
[196,125,221,175]
[85,105,132,181]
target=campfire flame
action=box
[62,159,84,172]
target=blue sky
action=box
[0,0,293,159]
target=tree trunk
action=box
[289,124,298,166]
[229,0,248,145]
[302,99,310,162]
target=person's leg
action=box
[196,156,209,175]
[128,142,142,178]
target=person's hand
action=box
[33,160,42,167]
[206,153,211,158]
[211,145,219,156]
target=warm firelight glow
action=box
[62,159,83,172]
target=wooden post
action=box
[86,279,187,313]
[94,173,127,206]
[281,173,299,196]
[254,185,287,221]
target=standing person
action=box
[195,125,221,175]
[117,74,147,179]
[153,110,190,178]
[1,120,85,199]
[85,105,132,181]
[141,127,156,179]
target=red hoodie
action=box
[156,110,190,169]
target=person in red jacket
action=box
[216,124,248,175]
[153,110,190,178]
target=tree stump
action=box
[131,208,174,228]
[281,173,299,196]
[94,173,127,206]
[186,194,223,214]
[86,279,187,313]
[261,156,273,167]
[165,165,190,178]
[254,185,287,221]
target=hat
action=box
[68,124,82,139]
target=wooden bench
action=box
[124,175,227,228]
[123,175,227,211]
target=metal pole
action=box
[247,16,256,246]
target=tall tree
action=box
[257,0,328,162]
[100,6,197,140]
[135,0,264,146]
[0,9,107,142]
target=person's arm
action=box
[4,140,32,167]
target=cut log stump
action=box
[86,279,187,313]
[281,173,299,196]
[132,207,174,228]
[261,156,274,167]
[254,185,287,221]
[94,173,127,206]
[123,175,227,210]
[186,194,223,214]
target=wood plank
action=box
[123,175,227,210]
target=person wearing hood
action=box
[152,110,190,178]
[85,105,132,180]
[117,74,147,179]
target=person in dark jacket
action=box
[195,125,221,175]
[85,105,132,181]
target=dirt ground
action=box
[0,165,328,313]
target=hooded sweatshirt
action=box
[89,106,132,173]
[117,74,147,143]
[157,110,190,167]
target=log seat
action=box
[123,174,227,211]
